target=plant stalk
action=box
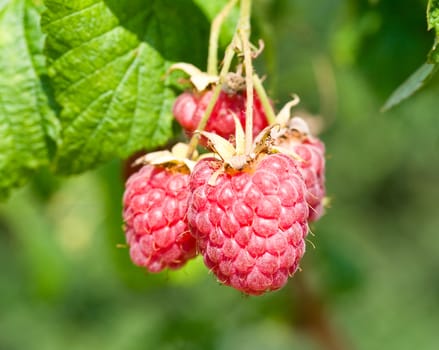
[186,84,223,159]
[207,0,238,75]
[241,32,254,154]
[253,74,276,124]
[238,0,254,154]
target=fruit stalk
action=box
[241,32,254,155]
[238,0,251,36]
[253,74,276,124]
[186,20,239,159]
[186,83,223,158]
[207,0,238,76]
[238,0,254,154]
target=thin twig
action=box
[238,0,254,154]
[241,32,254,154]
[253,74,276,124]
[186,41,237,159]
[207,0,238,75]
[186,84,222,159]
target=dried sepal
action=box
[288,117,310,135]
[197,152,221,161]
[222,72,246,94]
[208,168,225,186]
[169,62,219,91]
[250,39,265,59]
[198,131,236,161]
[251,124,281,156]
[133,142,196,172]
[271,144,303,162]
[271,95,315,145]
[199,123,284,179]
[275,94,301,127]
[232,113,246,155]
[170,143,197,159]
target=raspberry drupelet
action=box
[123,165,197,273]
[187,153,309,295]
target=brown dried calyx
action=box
[133,143,197,174]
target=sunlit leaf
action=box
[43,0,208,174]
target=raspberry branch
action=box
[186,13,241,159]
[253,74,276,124]
[207,0,238,76]
[186,0,274,158]
[241,31,254,155]
[185,0,246,160]
[186,83,222,159]
[238,0,255,154]
[185,45,237,159]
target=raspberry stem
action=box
[253,74,276,124]
[238,0,251,36]
[187,0,256,158]
[207,0,238,76]
[219,39,237,76]
[186,83,222,159]
[238,0,254,154]
[186,34,237,159]
[241,31,254,154]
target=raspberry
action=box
[173,89,268,141]
[123,165,197,273]
[278,135,326,221]
[187,153,309,295]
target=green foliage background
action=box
[1,0,439,349]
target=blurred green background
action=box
[1,0,439,349]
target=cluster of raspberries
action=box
[122,88,326,296]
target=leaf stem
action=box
[207,0,238,75]
[253,74,276,124]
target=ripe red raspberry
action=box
[279,135,326,221]
[187,153,309,295]
[123,165,197,273]
[173,89,268,141]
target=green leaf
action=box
[381,63,437,112]
[382,0,439,111]
[42,0,209,174]
[428,0,439,63]
[0,0,59,200]
[192,0,238,47]
[427,0,439,32]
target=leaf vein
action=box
[80,52,140,152]
[63,89,114,134]
[45,1,101,27]
[58,46,137,101]
[124,47,144,151]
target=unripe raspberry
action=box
[187,153,309,295]
[173,89,268,141]
[123,165,196,273]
